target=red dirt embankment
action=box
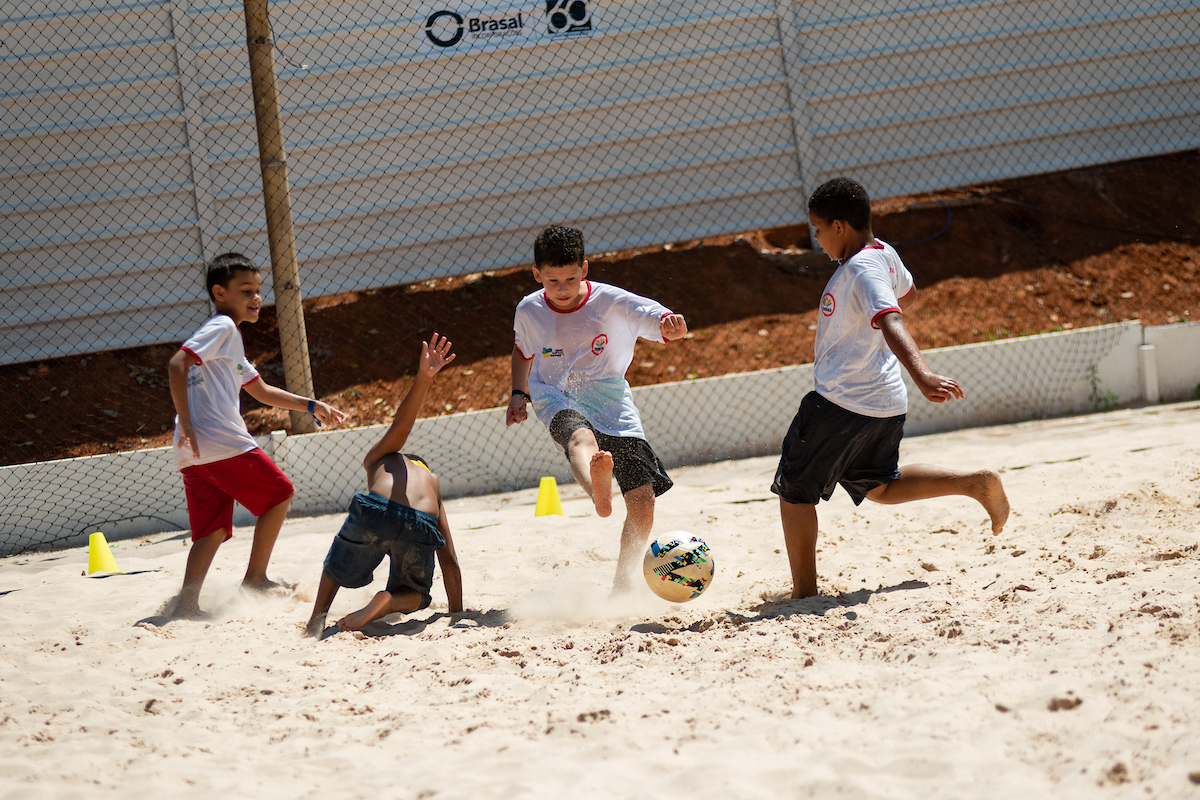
[3,152,1197,465]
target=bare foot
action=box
[973,470,1009,535]
[336,587,396,633]
[590,451,614,518]
[608,576,635,599]
[336,608,374,632]
[242,576,294,595]
[303,613,326,638]
[169,597,210,620]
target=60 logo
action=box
[546,0,591,34]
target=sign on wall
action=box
[416,1,600,53]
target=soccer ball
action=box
[643,533,714,602]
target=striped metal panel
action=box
[0,0,214,366]
[8,1,1199,366]
[187,0,806,300]
[785,0,1200,199]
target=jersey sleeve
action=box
[512,300,536,360]
[852,259,903,329]
[615,287,672,343]
[239,356,260,386]
[182,316,235,364]
[896,261,915,301]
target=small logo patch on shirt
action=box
[821,293,836,316]
[542,347,564,358]
[590,334,608,355]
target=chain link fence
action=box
[3,0,1199,554]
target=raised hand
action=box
[420,333,456,377]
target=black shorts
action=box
[771,391,904,506]
[549,410,673,497]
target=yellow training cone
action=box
[87,531,121,575]
[534,476,564,517]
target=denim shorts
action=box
[323,492,444,608]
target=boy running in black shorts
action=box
[773,179,1009,598]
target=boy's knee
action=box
[623,483,655,516]
[567,428,598,451]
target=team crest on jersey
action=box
[590,334,608,355]
[542,347,564,358]
[821,293,836,316]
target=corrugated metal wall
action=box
[4,0,1199,366]
[784,0,1200,199]
[1,0,216,365]
[194,0,805,298]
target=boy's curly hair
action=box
[205,253,260,301]
[534,226,585,268]
[808,178,872,231]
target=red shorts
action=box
[182,448,295,542]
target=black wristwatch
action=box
[511,389,532,402]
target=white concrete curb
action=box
[2,321,1197,554]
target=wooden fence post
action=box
[243,0,316,434]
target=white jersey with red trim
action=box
[172,314,262,470]
[813,240,914,418]
[514,281,671,439]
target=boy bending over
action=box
[506,226,689,592]
[169,253,345,617]
[305,335,463,637]
[773,178,1009,598]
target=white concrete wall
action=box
[2,320,1198,555]
[7,1,1200,364]
[1145,322,1200,402]
[784,1,1200,200]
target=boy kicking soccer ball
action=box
[506,226,688,593]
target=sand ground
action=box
[2,402,1199,799]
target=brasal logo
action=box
[424,10,464,47]
[546,0,591,35]
[469,12,524,34]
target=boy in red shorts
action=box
[168,253,345,617]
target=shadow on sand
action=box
[312,607,513,641]
[629,579,931,635]
[749,579,930,621]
